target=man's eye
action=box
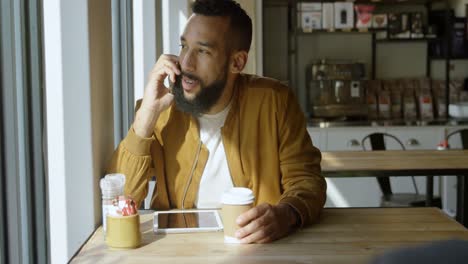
[199,49,208,54]
[179,44,186,49]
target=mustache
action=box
[178,71,201,83]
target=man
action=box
[108,0,326,243]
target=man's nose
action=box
[180,50,196,72]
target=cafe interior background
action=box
[1,0,467,263]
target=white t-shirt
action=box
[195,103,234,208]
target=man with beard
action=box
[108,0,326,243]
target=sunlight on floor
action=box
[325,178,350,207]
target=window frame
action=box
[112,0,134,146]
[0,0,47,263]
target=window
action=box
[0,0,47,263]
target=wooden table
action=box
[71,208,468,264]
[321,150,468,226]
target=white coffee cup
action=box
[221,187,255,243]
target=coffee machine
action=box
[308,59,368,118]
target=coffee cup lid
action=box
[221,187,255,205]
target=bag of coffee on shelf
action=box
[388,13,400,38]
[403,80,417,121]
[322,3,335,30]
[334,2,354,29]
[355,4,375,29]
[367,80,379,120]
[373,13,388,39]
[399,13,411,38]
[410,12,424,38]
[431,79,447,118]
[415,78,434,121]
[372,13,388,29]
[389,80,403,120]
[298,3,322,32]
[450,79,464,103]
[389,13,410,39]
[378,82,391,120]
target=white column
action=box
[133,0,157,103]
[255,0,263,75]
[162,0,189,54]
[44,0,114,262]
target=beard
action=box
[172,66,228,116]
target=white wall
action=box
[450,0,467,17]
[44,0,114,262]
[255,0,263,75]
[235,0,263,75]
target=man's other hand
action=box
[235,203,299,244]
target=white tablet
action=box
[153,209,223,233]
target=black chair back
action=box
[447,129,468,150]
[462,130,468,149]
[361,133,402,197]
[370,134,392,196]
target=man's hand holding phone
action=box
[133,54,180,138]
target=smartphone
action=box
[153,209,223,234]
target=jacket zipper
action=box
[181,140,202,209]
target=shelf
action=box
[375,38,441,43]
[296,30,442,43]
[429,57,468,61]
[294,0,445,4]
[307,118,468,128]
[356,0,444,5]
[297,30,371,35]
[281,0,456,117]
[296,28,385,35]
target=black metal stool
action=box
[446,129,468,223]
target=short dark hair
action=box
[192,0,252,53]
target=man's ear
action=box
[230,51,248,73]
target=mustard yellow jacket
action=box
[108,74,326,226]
